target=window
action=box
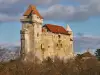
[41,44,45,51]
[41,44,42,49]
[48,46,50,48]
[58,35,61,38]
[57,44,58,46]
[58,40,61,43]
[37,16,39,19]
[60,44,62,47]
[37,33,39,37]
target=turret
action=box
[20,5,43,24]
[66,24,72,35]
[66,24,73,40]
[66,24,74,57]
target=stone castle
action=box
[20,5,74,61]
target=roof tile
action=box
[23,5,43,19]
[43,24,69,35]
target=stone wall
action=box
[35,30,74,60]
[20,12,74,62]
[20,14,43,61]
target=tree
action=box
[95,49,100,60]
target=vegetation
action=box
[0,47,100,75]
[95,49,100,60]
[0,56,100,75]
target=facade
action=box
[20,5,74,61]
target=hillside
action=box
[0,56,100,75]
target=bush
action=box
[0,56,100,75]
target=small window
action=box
[41,44,42,49]
[58,40,61,43]
[48,46,50,48]
[37,33,39,37]
[60,44,62,47]
[58,35,61,38]
[57,44,58,46]
[41,44,45,51]
[37,16,39,19]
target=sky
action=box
[0,0,100,53]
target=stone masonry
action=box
[20,5,74,62]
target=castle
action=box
[20,5,74,61]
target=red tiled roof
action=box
[43,24,69,34]
[23,5,43,19]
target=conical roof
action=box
[66,24,72,32]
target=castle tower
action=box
[66,24,74,57]
[20,5,43,62]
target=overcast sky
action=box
[0,0,100,53]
